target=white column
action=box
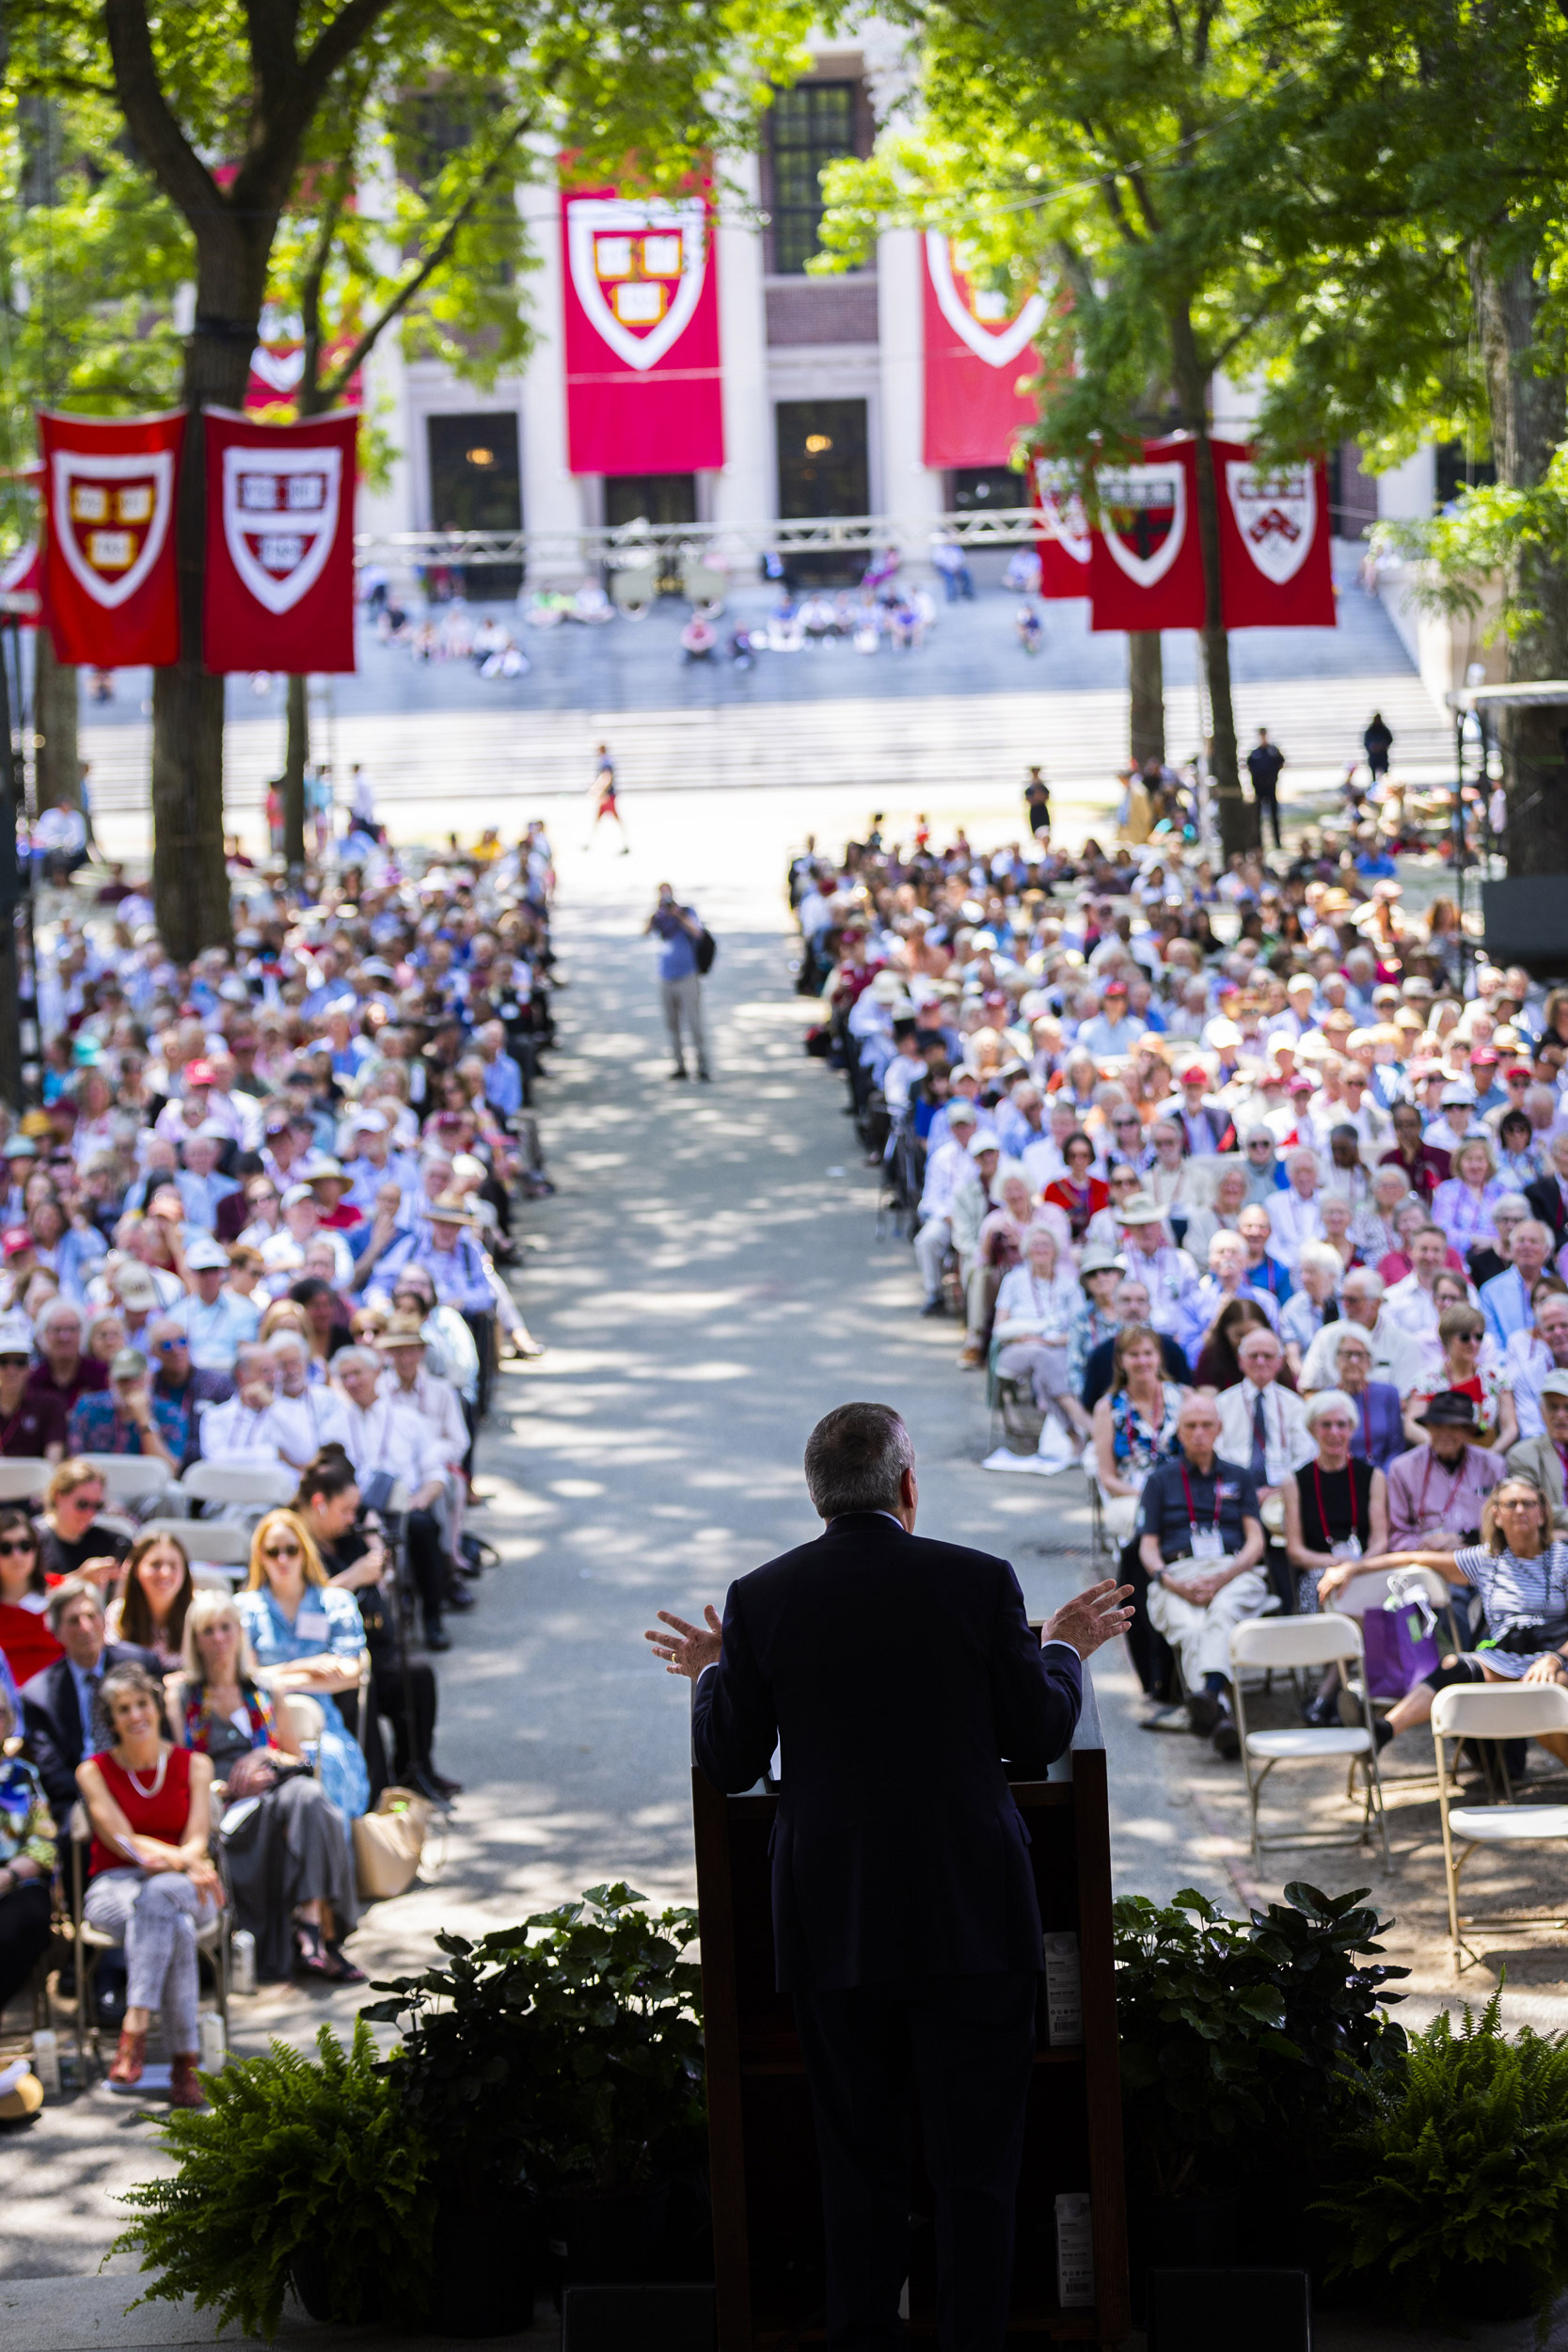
[517,165,588,585]
[877,227,943,567]
[712,152,771,532]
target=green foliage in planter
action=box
[1114,1882,1408,2199]
[1314,1993,1568,2325]
[111,2020,431,2341]
[366,1879,705,2199]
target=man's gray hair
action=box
[803,1403,915,1519]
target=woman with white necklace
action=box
[77,1661,223,2106]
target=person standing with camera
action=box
[645,883,713,1084]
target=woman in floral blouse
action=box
[0,1679,56,2009]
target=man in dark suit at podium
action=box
[646,1401,1132,2352]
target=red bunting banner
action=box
[245,331,365,416]
[40,408,184,668]
[561,185,723,477]
[202,407,357,675]
[1213,440,1336,628]
[922,233,1046,469]
[1030,458,1092,598]
[1087,436,1205,634]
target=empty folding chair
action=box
[1229,1612,1390,1866]
[181,1461,297,1513]
[1431,1681,1568,1974]
[138,1517,253,1587]
[0,1458,54,1506]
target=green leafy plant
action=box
[1314,1993,1568,2325]
[111,2020,432,2340]
[367,1880,705,2199]
[1114,1883,1407,2199]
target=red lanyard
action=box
[1416,1449,1464,1522]
[1179,1460,1220,1537]
[1314,1460,1360,1544]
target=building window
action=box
[1434,440,1496,508]
[768,83,857,276]
[604,475,698,531]
[776,399,868,584]
[948,468,1022,513]
[426,413,521,596]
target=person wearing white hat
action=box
[341,1107,420,1217]
[1507,1370,1568,1529]
[166,1238,260,1372]
[1114,1195,1198,1342]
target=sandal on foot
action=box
[109,2026,147,2085]
[293,1922,337,1979]
[325,1942,368,1985]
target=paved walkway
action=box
[5,813,1558,2344]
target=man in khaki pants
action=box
[1138,1393,1268,1757]
[645,883,710,1083]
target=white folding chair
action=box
[1432,1681,1568,1974]
[79,1454,173,1510]
[0,1457,53,1504]
[181,1461,296,1511]
[1230,1612,1390,1866]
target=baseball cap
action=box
[1440,1083,1476,1107]
[1540,1369,1568,1400]
[183,1238,230,1272]
[968,1131,1000,1157]
[0,1137,34,1160]
[281,1183,315,1209]
[346,1107,388,1133]
[113,1264,158,1310]
[948,1102,977,1126]
[1,1229,32,1259]
[109,1347,148,1382]
[1079,1247,1124,1277]
[1180,1064,1209,1086]
[0,1311,32,1356]
[183,1059,216,1088]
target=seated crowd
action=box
[0,823,561,2096]
[800,818,1568,1765]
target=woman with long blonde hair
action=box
[234,1511,370,1827]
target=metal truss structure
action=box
[352,505,1041,572]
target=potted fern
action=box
[112,2021,431,2338]
[1314,1993,1568,2324]
[368,1881,706,2305]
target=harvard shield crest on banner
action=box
[40,409,184,667]
[202,407,357,675]
[1213,440,1336,628]
[560,186,722,477]
[1087,436,1204,632]
[922,232,1047,469]
[1030,459,1092,598]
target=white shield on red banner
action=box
[1225,460,1316,585]
[1032,459,1091,564]
[49,448,176,612]
[221,442,343,617]
[1097,461,1187,589]
[565,196,708,371]
[925,231,1047,372]
[250,343,307,396]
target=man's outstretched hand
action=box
[1044,1580,1134,1661]
[645,1606,722,1681]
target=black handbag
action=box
[1487,1613,1568,1656]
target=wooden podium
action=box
[692,1680,1130,2352]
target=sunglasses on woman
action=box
[0,1537,36,1556]
[262,1541,302,1560]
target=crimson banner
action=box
[202,407,357,675]
[0,541,41,625]
[922,232,1046,469]
[561,186,722,477]
[1213,439,1336,628]
[245,331,365,417]
[1088,436,1205,633]
[40,408,184,667]
[1030,458,1092,598]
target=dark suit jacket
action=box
[20,1645,161,1818]
[690,1512,1082,1993]
[1527,1173,1568,1244]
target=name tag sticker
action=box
[1189,1529,1226,1561]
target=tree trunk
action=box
[283,674,309,870]
[153,319,258,962]
[1170,310,1250,860]
[1128,632,1165,766]
[33,634,81,813]
[1471,245,1568,876]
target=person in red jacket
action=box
[1043,1131,1110,1243]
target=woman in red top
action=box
[1043,1132,1111,1244]
[76,1662,223,2106]
[0,1512,59,1689]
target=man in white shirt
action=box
[1266,1148,1327,1266]
[1115,1196,1198,1338]
[332,1347,451,1498]
[1216,1327,1314,1501]
[1020,1100,1082,1194]
[265,1331,353,1470]
[1298,1267,1425,1395]
[1510,1292,1568,1439]
[376,1317,469,1474]
[1384,1225,1457,1348]
[914,1103,979,1314]
[198,1344,292,1462]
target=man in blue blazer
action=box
[648,1401,1131,2352]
